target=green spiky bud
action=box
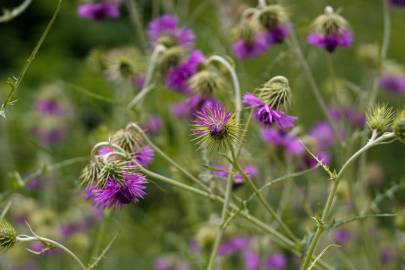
[112,124,143,153]
[80,161,103,187]
[255,4,288,30]
[366,104,395,132]
[0,220,16,251]
[98,159,129,187]
[188,70,224,96]
[311,6,350,36]
[257,75,291,108]
[157,46,184,74]
[393,108,405,144]
[105,48,143,82]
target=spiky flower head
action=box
[112,123,144,153]
[193,103,238,150]
[257,76,291,108]
[188,70,224,97]
[105,48,144,83]
[393,108,405,144]
[366,104,395,132]
[255,5,289,31]
[79,160,103,187]
[312,6,350,36]
[0,220,16,251]
[157,46,184,74]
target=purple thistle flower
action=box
[328,106,365,128]
[266,253,287,270]
[265,24,291,45]
[35,99,65,116]
[134,145,155,167]
[308,121,335,150]
[243,93,297,129]
[232,33,269,59]
[212,164,257,184]
[219,237,249,256]
[332,228,352,246]
[78,2,120,21]
[171,96,218,119]
[244,249,261,270]
[92,173,147,208]
[379,74,405,93]
[148,15,195,49]
[165,50,205,94]
[390,0,405,7]
[193,103,238,149]
[261,129,304,155]
[142,116,163,135]
[307,30,353,53]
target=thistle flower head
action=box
[188,70,224,97]
[157,46,185,74]
[393,108,405,144]
[105,48,143,83]
[78,2,120,21]
[112,123,144,152]
[257,75,291,108]
[80,160,103,187]
[255,5,289,30]
[193,103,238,150]
[366,104,395,132]
[232,22,269,59]
[0,219,16,251]
[308,6,353,53]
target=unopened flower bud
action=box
[366,104,395,132]
[157,46,184,74]
[255,5,288,31]
[188,70,224,96]
[112,124,143,152]
[393,108,405,143]
[258,76,291,108]
[0,220,16,251]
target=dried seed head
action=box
[258,76,291,108]
[0,220,16,251]
[366,104,395,132]
[255,4,289,30]
[393,108,405,144]
[311,6,350,36]
[188,70,224,96]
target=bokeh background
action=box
[0,0,404,269]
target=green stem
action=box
[1,0,63,115]
[88,210,113,264]
[125,0,147,51]
[17,235,87,270]
[228,143,298,243]
[0,0,32,23]
[206,143,235,270]
[300,132,395,269]
[139,166,333,270]
[207,55,242,123]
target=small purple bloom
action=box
[212,165,257,183]
[390,0,405,7]
[165,50,205,94]
[134,145,155,167]
[35,99,65,116]
[142,116,163,135]
[243,93,297,129]
[232,33,269,59]
[92,173,147,208]
[148,15,195,49]
[266,253,287,270]
[309,121,335,150]
[244,249,261,270]
[379,74,405,93]
[308,30,353,53]
[78,3,120,20]
[328,106,365,128]
[30,242,61,256]
[332,228,352,246]
[261,129,304,155]
[219,237,249,256]
[171,96,218,119]
[265,24,291,45]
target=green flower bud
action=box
[188,70,224,96]
[366,104,395,132]
[255,5,288,30]
[0,220,16,251]
[112,124,143,153]
[393,108,405,144]
[157,46,184,74]
[258,75,291,108]
[105,48,143,82]
[311,6,350,36]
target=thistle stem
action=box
[127,45,165,110]
[228,143,299,242]
[206,142,235,270]
[299,131,395,270]
[207,55,242,124]
[16,235,87,270]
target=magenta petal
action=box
[243,93,264,108]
